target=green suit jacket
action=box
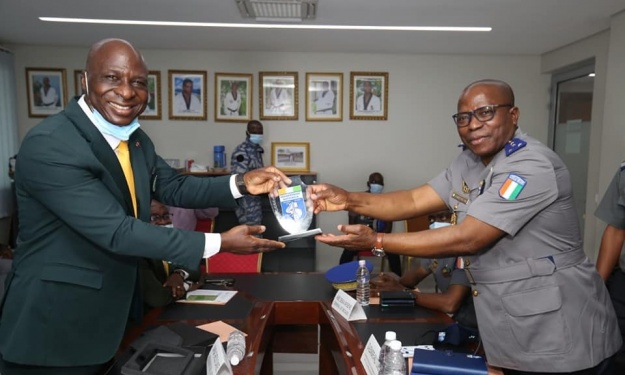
[0,98,237,366]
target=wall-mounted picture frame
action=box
[168,70,207,120]
[25,67,67,118]
[214,73,252,122]
[349,71,389,120]
[74,69,86,97]
[271,142,310,173]
[305,72,343,122]
[259,72,298,121]
[140,70,162,120]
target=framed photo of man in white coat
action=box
[306,72,343,122]
[259,72,298,121]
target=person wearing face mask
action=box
[375,210,477,329]
[338,172,402,276]
[231,120,265,230]
[0,39,290,373]
[139,200,203,309]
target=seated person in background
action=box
[168,205,219,231]
[375,211,477,329]
[339,172,402,276]
[140,200,202,308]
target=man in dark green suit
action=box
[0,38,289,373]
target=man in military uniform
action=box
[595,161,625,362]
[231,120,264,229]
[309,79,621,373]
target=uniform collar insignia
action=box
[504,137,527,157]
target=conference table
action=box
[112,272,453,375]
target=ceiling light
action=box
[39,17,491,32]
[236,0,317,22]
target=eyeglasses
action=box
[452,104,513,127]
[150,214,172,222]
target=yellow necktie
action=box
[116,141,137,217]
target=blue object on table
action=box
[325,260,373,283]
[411,348,487,375]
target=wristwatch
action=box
[235,174,249,195]
[371,232,385,257]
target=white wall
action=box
[541,10,625,261]
[13,45,549,271]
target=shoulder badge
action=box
[504,138,527,157]
[499,174,527,200]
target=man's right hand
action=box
[219,225,286,254]
[307,183,349,214]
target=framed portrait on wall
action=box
[305,72,343,122]
[259,72,298,121]
[214,73,252,122]
[349,71,389,120]
[168,70,207,120]
[25,67,67,118]
[140,70,162,120]
[271,142,310,173]
[74,69,86,97]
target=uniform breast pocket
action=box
[501,285,571,354]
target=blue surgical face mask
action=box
[369,183,384,194]
[429,222,451,230]
[249,134,263,145]
[85,72,140,141]
[91,108,140,141]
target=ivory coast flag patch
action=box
[499,174,526,200]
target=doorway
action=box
[548,62,595,238]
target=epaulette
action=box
[504,138,527,157]
[620,161,625,171]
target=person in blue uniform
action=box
[231,120,265,229]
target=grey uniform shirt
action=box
[428,129,621,372]
[595,163,625,270]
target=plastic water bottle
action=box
[381,340,406,375]
[378,331,397,373]
[226,330,246,366]
[356,260,370,306]
[213,145,226,169]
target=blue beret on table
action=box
[325,260,373,291]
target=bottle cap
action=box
[214,145,225,152]
[358,259,366,266]
[385,331,397,341]
[389,340,402,350]
[230,355,240,366]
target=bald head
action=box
[83,38,149,126]
[459,79,515,109]
[85,38,146,72]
